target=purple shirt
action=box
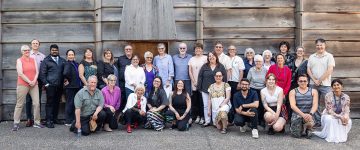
[30,50,45,70]
[101,85,121,110]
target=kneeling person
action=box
[71,75,106,136]
[233,78,259,138]
[289,74,318,138]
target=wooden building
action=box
[0,0,359,120]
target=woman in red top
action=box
[266,54,292,96]
[13,45,44,131]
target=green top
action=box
[74,87,104,117]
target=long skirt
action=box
[145,111,165,131]
[313,114,352,143]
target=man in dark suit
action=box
[39,44,66,128]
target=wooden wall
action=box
[0,0,359,120]
[298,0,360,116]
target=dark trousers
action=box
[45,85,62,122]
[26,81,43,119]
[234,109,258,129]
[65,88,80,124]
[103,107,119,129]
[165,110,190,131]
[124,109,146,125]
[252,88,265,125]
[190,90,203,119]
[125,87,134,103]
[119,81,127,111]
[228,81,238,123]
[70,110,106,136]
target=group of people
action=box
[13,38,351,143]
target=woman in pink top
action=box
[13,45,43,131]
[101,74,121,131]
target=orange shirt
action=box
[17,56,37,86]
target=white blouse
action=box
[122,93,147,113]
[125,64,146,91]
[261,86,283,107]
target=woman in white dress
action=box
[313,79,352,143]
[208,71,231,134]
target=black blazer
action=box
[39,55,66,87]
[97,60,115,88]
[63,60,82,89]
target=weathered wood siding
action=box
[1,0,96,120]
[202,0,296,54]
[1,0,359,120]
[299,0,360,115]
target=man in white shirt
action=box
[214,41,231,81]
[307,38,335,126]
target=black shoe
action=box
[267,127,275,135]
[46,121,55,128]
[305,129,313,139]
[53,119,64,125]
[279,128,285,134]
[170,124,177,130]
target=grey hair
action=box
[295,46,305,52]
[21,45,31,52]
[262,50,272,58]
[179,42,187,48]
[134,84,145,93]
[254,54,263,62]
[144,51,153,58]
[87,75,98,82]
[107,74,117,81]
[245,48,255,54]
[157,43,166,49]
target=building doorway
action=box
[129,42,168,64]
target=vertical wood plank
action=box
[196,0,204,43]
[0,0,3,121]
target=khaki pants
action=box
[14,85,40,124]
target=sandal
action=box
[220,128,227,134]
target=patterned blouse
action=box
[208,82,231,99]
[324,92,350,117]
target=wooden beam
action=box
[303,12,360,29]
[196,0,204,43]
[203,8,295,28]
[303,0,360,12]
[201,0,295,8]
[2,0,95,11]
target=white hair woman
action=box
[141,51,159,97]
[13,45,43,131]
[243,48,255,78]
[122,84,147,133]
[262,50,275,70]
[101,74,121,131]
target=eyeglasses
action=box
[146,57,153,59]
[125,49,132,51]
[158,48,165,49]
[154,80,161,83]
[241,84,249,86]
[22,49,30,52]
[215,46,223,48]
[215,75,223,77]
[228,49,235,50]
[298,80,307,83]
[179,47,186,50]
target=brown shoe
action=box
[26,119,34,127]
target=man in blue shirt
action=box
[233,78,259,138]
[173,43,192,95]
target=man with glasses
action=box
[25,39,46,127]
[233,78,259,139]
[289,74,318,138]
[153,43,174,98]
[214,41,231,80]
[173,43,192,95]
[116,45,133,111]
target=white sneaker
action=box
[239,126,246,133]
[199,118,205,125]
[188,118,193,124]
[252,129,259,139]
[194,117,200,124]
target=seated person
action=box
[313,79,352,143]
[145,76,169,131]
[122,84,147,133]
[70,75,106,136]
[233,78,259,139]
[289,74,318,138]
[167,80,191,131]
[261,73,286,135]
[101,74,121,132]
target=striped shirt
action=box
[294,87,313,115]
